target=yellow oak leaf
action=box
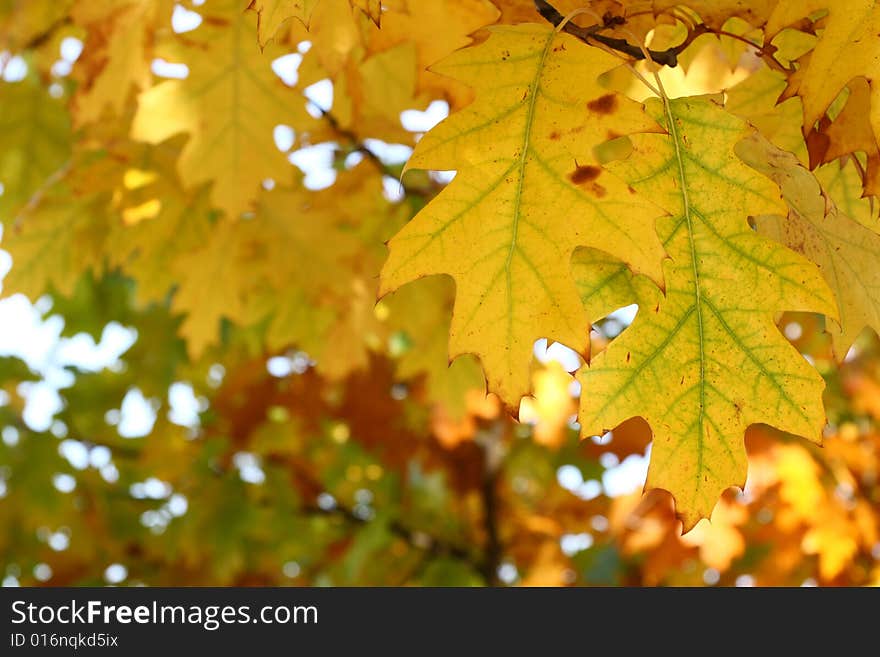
[380,24,665,408]
[174,177,364,360]
[252,166,405,380]
[571,247,659,331]
[262,274,386,379]
[171,218,259,358]
[724,66,808,165]
[383,275,485,419]
[248,0,321,45]
[249,0,384,47]
[105,143,214,305]
[70,0,168,127]
[769,26,818,68]
[737,133,880,357]
[816,78,880,197]
[367,0,500,107]
[350,0,382,25]
[791,1,880,145]
[815,158,880,229]
[131,0,312,217]
[262,208,354,291]
[285,0,362,82]
[577,96,837,529]
[764,0,829,38]
[341,42,426,143]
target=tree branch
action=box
[533,0,686,67]
[301,501,481,565]
[310,103,435,198]
[534,0,793,74]
[478,464,502,585]
[12,15,72,53]
[284,456,485,572]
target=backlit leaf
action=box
[738,133,880,357]
[131,0,312,216]
[381,24,665,407]
[577,96,837,529]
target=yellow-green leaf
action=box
[571,247,660,326]
[131,0,311,217]
[2,188,108,298]
[105,144,214,305]
[724,67,808,165]
[738,133,880,357]
[0,76,70,221]
[380,24,665,408]
[171,217,257,358]
[252,166,404,379]
[815,158,880,228]
[383,276,485,418]
[577,96,838,529]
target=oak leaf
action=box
[810,79,880,197]
[248,0,321,45]
[577,96,837,529]
[367,0,500,107]
[789,1,880,153]
[70,0,167,127]
[737,133,880,357]
[0,75,70,220]
[815,158,879,228]
[131,0,313,217]
[381,24,665,408]
[2,188,109,298]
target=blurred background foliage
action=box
[0,0,879,586]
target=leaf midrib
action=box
[503,30,555,366]
[661,97,708,481]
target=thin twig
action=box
[478,465,502,585]
[534,0,790,74]
[534,0,688,66]
[302,501,481,565]
[8,15,72,53]
[309,102,433,198]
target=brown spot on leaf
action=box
[587,94,618,115]
[549,131,561,141]
[569,165,600,184]
[627,185,636,194]
[589,183,607,197]
[202,16,230,26]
